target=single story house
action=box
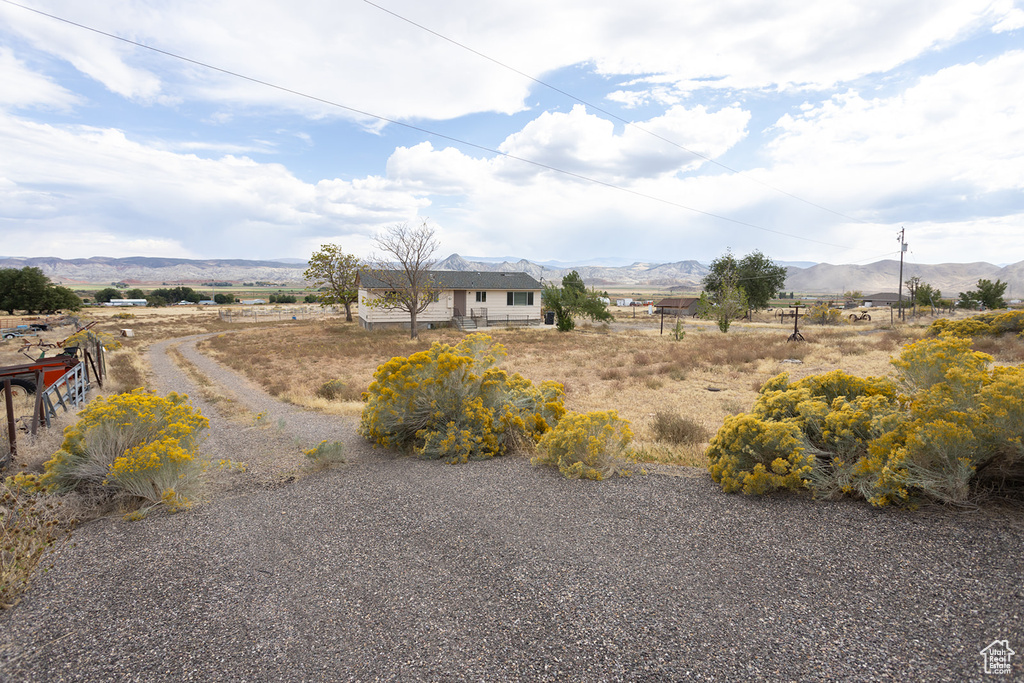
[105,299,148,307]
[358,270,543,331]
[861,292,903,307]
[654,297,700,317]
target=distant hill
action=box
[1,254,1020,297]
[781,260,1021,298]
[0,256,308,285]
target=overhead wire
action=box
[3,0,869,253]
[361,0,871,227]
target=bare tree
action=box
[362,221,439,339]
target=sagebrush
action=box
[8,389,208,513]
[706,335,1024,507]
[359,333,566,463]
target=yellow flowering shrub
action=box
[706,414,813,494]
[707,335,1024,507]
[27,389,207,512]
[532,410,635,480]
[928,310,1024,337]
[62,328,122,351]
[359,333,565,463]
[805,302,843,325]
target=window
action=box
[476,291,486,302]
[507,291,534,306]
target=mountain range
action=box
[1,254,1021,298]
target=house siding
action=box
[359,287,542,329]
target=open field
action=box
[194,313,996,466]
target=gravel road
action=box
[0,334,1021,682]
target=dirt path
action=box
[147,333,382,491]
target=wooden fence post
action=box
[31,368,44,436]
[4,379,16,459]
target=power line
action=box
[362,0,871,226]
[3,0,862,251]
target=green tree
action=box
[957,291,980,310]
[913,282,941,307]
[0,267,80,314]
[149,286,199,304]
[303,244,364,322]
[703,250,787,311]
[697,278,748,333]
[41,286,82,313]
[542,271,613,332]
[93,287,123,303]
[958,279,1007,310]
[213,293,234,304]
[124,288,147,299]
[976,279,1008,310]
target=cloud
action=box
[0,47,80,111]
[767,50,1024,216]
[1,0,1010,123]
[0,111,426,259]
[495,104,750,181]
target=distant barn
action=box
[654,297,700,316]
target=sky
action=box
[0,0,1022,267]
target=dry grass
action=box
[191,317,943,469]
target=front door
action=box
[454,290,466,316]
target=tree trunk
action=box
[343,300,353,322]
[409,307,419,339]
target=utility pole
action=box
[897,228,907,321]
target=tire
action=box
[4,378,36,397]
[3,333,15,339]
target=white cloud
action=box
[495,104,750,181]
[0,111,426,258]
[0,47,80,111]
[1,0,1010,123]
[767,50,1024,213]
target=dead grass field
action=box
[194,314,1014,467]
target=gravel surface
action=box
[0,334,1021,682]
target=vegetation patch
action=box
[359,333,566,463]
[8,390,208,515]
[706,335,1024,507]
[928,310,1024,338]
[532,410,636,480]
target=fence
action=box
[218,305,345,323]
[1,344,104,463]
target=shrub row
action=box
[928,310,1024,337]
[359,333,636,478]
[706,335,1024,507]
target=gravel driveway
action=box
[0,334,1020,682]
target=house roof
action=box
[359,270,542,291]
[655,297,699,308]
[862,292,902,302]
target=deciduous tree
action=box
[703,250,787,311]
[362,221,439,340]
[303,244,364,322]
[699,257,748,332]
[0,267,81,314]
